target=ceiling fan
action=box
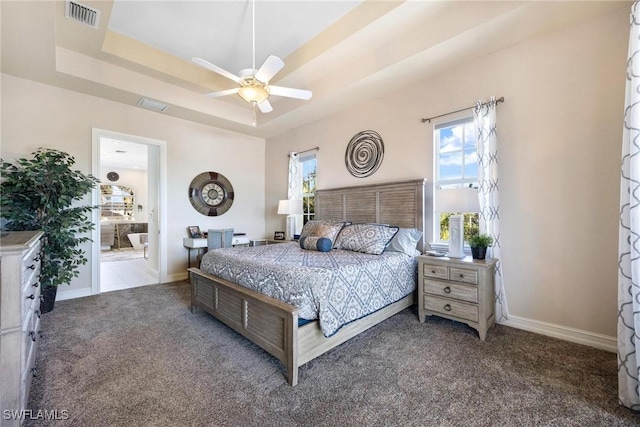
[192,0,312,114]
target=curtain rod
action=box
[288,147,319,157]
[421,96,505,123]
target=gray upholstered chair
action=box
[207,228,234,250]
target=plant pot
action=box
[40,286,57,314]
[471,246,487,260]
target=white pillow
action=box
[385,228,422,256]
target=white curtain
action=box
[618,0,640,410]
[287,152,303,234]
[474,96,509,322]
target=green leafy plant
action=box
[468,233,494,249]
[1,148,99,289]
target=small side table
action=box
[184,236,252,267]
[417,255,497,340]
[183,237,207,268]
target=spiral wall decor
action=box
[345,130,384,178]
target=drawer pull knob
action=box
[444,304,452,312]
[27,264,36,270]
[32,282,39,288]
[444,286,451,294]
[459,274,464,278]
[431,270,436,274]
[29,331,36,342]
[31,367,37,378]
[26,294,35,300]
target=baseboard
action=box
[168,272,189,282]
[499,315,616,353]
[56,287,93,301]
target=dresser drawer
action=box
[424,279,478,304]
[22,309,40,373]
[422,264,448,280]
[449,267,478,285]
[22,283,40,323]
[20,336,38,411]
[425,295,479,323]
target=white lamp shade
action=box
[436,188,480,213]
[278,199,303,215]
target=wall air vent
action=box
[137,97,169,113]
[65,1,100,29]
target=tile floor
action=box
[100,254,159,293]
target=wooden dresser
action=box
[418,255,497,340]
[0,231,44,425]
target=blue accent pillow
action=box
[299,236,332,252]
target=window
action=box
[300,154,316,226]
[434,117,479,244]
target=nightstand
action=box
[418,255,497,340]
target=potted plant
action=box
[468,233,493,260]
[0,148,99,312]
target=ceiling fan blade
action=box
[254,55,285,83]
[205,88,240,98]
[257,99,273,113]
[268,85,313,100]
[193,57,242,84]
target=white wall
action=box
[1,74,265,294]
[266,6,628,346]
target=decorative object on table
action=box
[0,148,100,313]
[278,199,303,240]
[468,234,493,260]
[345,130,384,178]
[273,231,285,240]
[188,171,234,216]
[187,226,202,238]
[106,171,119,182]
[436,187,480,259]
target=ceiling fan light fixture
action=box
[238,85,269,104]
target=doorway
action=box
[91,129,167,294]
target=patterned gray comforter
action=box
[199,242,417,337]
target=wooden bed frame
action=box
[189,179,427,386]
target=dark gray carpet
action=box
[26,282,639,426]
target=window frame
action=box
[432,116,479,252]
[299,153,316,227]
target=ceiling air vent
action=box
[65,1,100,29]
[137,97,169,113]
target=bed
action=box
[188,179,427,386]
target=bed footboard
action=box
[188,267,300,386]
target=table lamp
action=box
[436,188,480,258]
[278,199,303,241]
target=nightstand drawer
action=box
[422,264,448,280]
[424,279,478,303]
[449,267,478,285]
[425,295,479,323]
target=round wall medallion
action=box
[188,171,234,216]
[106,171,120,182]
[345,130,384,178]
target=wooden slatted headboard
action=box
[315,179,428,252]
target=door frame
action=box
[91,128,168,294]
